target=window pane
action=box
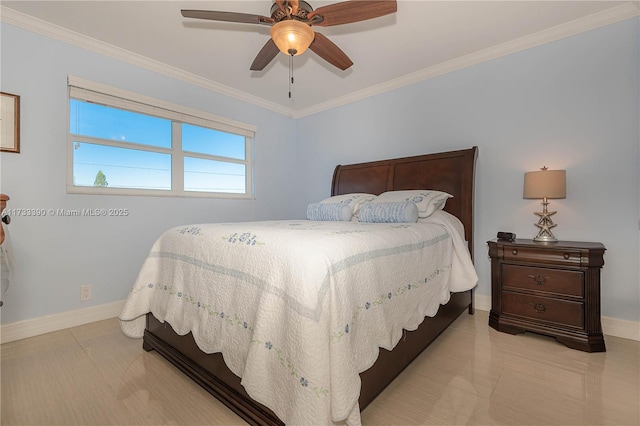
[184,157,245,193]
[182,123,245,160]
[73,142,171,190]
[70,99,171,149]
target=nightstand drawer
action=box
[502,292,584,328]
[502,264,583,297]
[503,246,581,266]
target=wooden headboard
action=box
[332,147,478,257]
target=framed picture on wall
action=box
[1,92,20,153]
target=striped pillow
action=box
[358,201,419,223]
[306,203,353,221]
[318,193,377,217]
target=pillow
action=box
[358,201,419,223]
[318,193,377,217]
[306,203,353,221]
[375,190,452,218]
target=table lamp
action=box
[523,167,566,242]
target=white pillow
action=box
[319,193,377,217]
[375,190,452,218]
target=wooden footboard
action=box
[358,289,472,407]
[143,290,472,426]
[144,315,281,425]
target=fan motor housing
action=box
[270,1,313,22]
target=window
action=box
[67,77,255,198]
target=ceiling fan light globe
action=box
[270,20,314,56]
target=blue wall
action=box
[1,16,638,325]
[0,23,299,323]
[296,17,640,322]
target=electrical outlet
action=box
[80,285,92,301]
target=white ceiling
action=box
[2,1,638,116]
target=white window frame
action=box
[67,76,256,199]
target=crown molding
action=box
[2,3,638,119]
[293,1,640,118]
[0,6,296,117]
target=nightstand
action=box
[488,239,606,352]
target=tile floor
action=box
[2,310,638,425]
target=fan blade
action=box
[308,0,396,27]
[250,39,281,71]
[309,33,353,70]
[181,10,273,25]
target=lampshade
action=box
[270,20,315,56]
[523,168,566,199]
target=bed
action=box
[120,146,478,425]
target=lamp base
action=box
[533,232,558,243]
[533,197,558,242]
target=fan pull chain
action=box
[289,53,295,99]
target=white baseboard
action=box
[601,316,640,342]
[1,296,638,344]
[1,300,125,344]
[474,294,492,312]
[474,294,640,342]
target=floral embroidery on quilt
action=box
[129,282,329,398]
[329,264,452,343]
[222,232,263,246]
[176,226,202,236]
[250,337,329,397]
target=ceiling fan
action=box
[181,0,397,72]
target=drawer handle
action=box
[528,274,549,285]
[512,249,517,255]
[534,303,546,313]
[563,253,570,260]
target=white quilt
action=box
[119,211,478,425]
